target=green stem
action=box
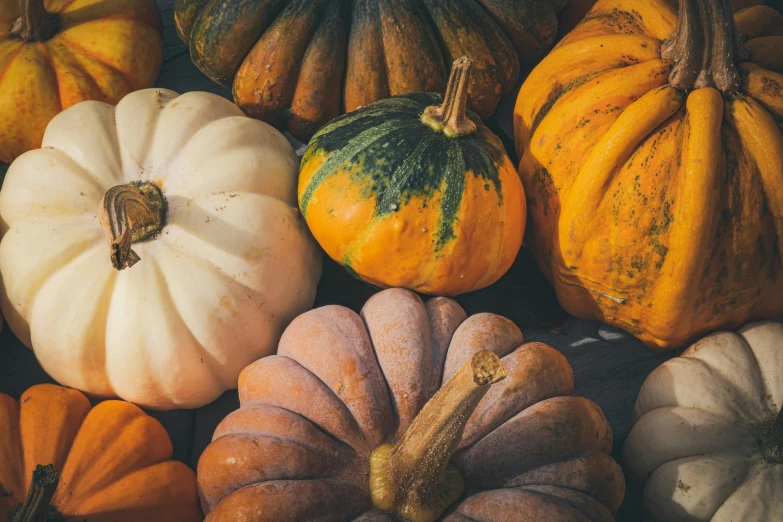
[10,0,60,41]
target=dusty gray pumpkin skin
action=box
[197,288,625,522]
[624,321,783,522]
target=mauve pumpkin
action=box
[197,288,625,522]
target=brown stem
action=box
[421,56,477,138]
[98,182,166,271]
[661,0,749,94]
[369,351,507,522]
[10,464,63,522]
[10,0,60,41]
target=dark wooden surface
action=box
[2,1,782,520]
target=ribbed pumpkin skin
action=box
[174,0,565,141]
[197,289,625,521]
[0,0,163,164]
[299,93,525,296]
[0,384,202,521]
[514,1,783,350]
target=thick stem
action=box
[10,0,60,41]
[98,182,166,271]
[369,351,507,522]
[10,464,63,522]
[421,56,477,138]
[661,0,749,94]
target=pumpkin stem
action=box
[10,0,60,42]
[10,464,63,522]
[98,182,167,271]
[661,0,749,94]
[369,351,507,522]
[421,56,477,138]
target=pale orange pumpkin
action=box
[0,0,163,164]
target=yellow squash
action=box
[0,0,162,164]
[515,0,783,350]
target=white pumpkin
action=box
[623,321,783,521]
[0,89,322,410]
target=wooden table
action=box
[2,1,781,520]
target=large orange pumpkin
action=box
[0,384,202,521]
[0,0,163,164]
[514,0,783,350]
[197,288,625,521]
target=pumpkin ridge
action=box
[55,32,137,89]
[238,356,370,453]
[215,405,356,460]
[46,41,104,105]
[0,43,24,87]
[149,247,263,390]
[374,133,440,218]
[299,118,421,215]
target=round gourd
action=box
[623,321,783,521]
[0,384,202,521]
[299,58,525,296]
[197,287,625,522]
[0,0,163,164]
[514,0,783,349]
[0,89,322,410]
[174,0,567,141]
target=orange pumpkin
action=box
[514,0,783,350]
[197,288,625,522]
[0,0,163,164]
[298,58,525,296]
[0,384,202,521]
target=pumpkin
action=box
[197,287,625,522]
[0,88,322,410]
[0,0,163,164]
[622,321,783,521]
[299,58,525,296]
[174,0,567,141]
[0,383,202,521]
[557,0,764,38]
[514,0,783,350]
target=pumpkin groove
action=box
[176,0,565,140]
[515,0,783,348]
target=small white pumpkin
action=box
[623,321,783,521]
[0,89,322,410]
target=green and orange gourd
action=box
[515,0,783,349]
[299,58,525,296]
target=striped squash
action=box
[299,58,525,296]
